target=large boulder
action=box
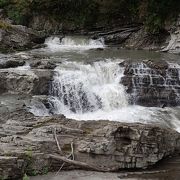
[0,69,53,95]
[0,109,179,178]
[0,21,46,52]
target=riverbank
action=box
[0,1,180,54]
[0,31,180,180]
[0,108,180,179]
[0,47,180,179]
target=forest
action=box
[0,0,179,34]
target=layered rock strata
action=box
[121,60,180,107]
[0,109,179,179]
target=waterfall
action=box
[45,36,104,51]
[27,35,180,132]
[49,60,128,115]
[29,58,180,132]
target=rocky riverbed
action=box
[0,108,180,179]
[0,34,180,179]
[0,2,180,180]
[0,48,179,179]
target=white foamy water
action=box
[49,60,128,114]
[45,36,104,51]
[28,37,180,133]
[14,63,31,70]
[34,60,179,132]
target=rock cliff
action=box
[121,60,180,107]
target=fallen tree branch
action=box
[56,153,72,175]
[52,133,117,172]
[55,141,74,175]
[71,142,74,160]
[48,154,119,172]
[53,128,63,155]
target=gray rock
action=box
[121,60,180,106]
[162,15,180,54]
[0,109,179,179]
[0,22,46,52]
[0,69,53,95]
[92,26,140,45]
[0,59,25,69]
[28,15,63,35]
[124,28,170,51]
[30,61,56,70]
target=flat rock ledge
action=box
[0,110,180,179]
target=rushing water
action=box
[28,36,180,133]
[44,36,104,52]
[0,35,177,180]
[49,60,128,113]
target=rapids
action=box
[45,36,104,51]
[29,36,180,133]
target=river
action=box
[1,35,180,179]
[28,36,180,133]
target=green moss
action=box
[25,147,33,159]
[0,20,11,30]
[29,170,38,176]
[23,174,29,180]
[42,166,49,175]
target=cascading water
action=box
[29,36,180,133]
[49,60,128,114]
[123,62,180,106]
[45,36,104,51]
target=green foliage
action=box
[1,0,32,24]
[42,166,49,175]
[23,174,29,180]
[139,0,180,34]
[0,20,11,30]
[0,0,10,8]
[25,147,33,159]
[1,0,180,33]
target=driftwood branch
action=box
[71,142,74,160]
[54,128,63,155]
[56,153,73,175]
[52,131,116,172]
[49,154,118,172]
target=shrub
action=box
[1,0,180,33]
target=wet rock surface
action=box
[30,61,56,70]
[92,26,140,45]
[0,109,179,179]
[0,23,46,53]
[0,68,53,95]
[163,15,180,54]
[123,28,170,51]
[121,60,180,107]
[0,59,25,69]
